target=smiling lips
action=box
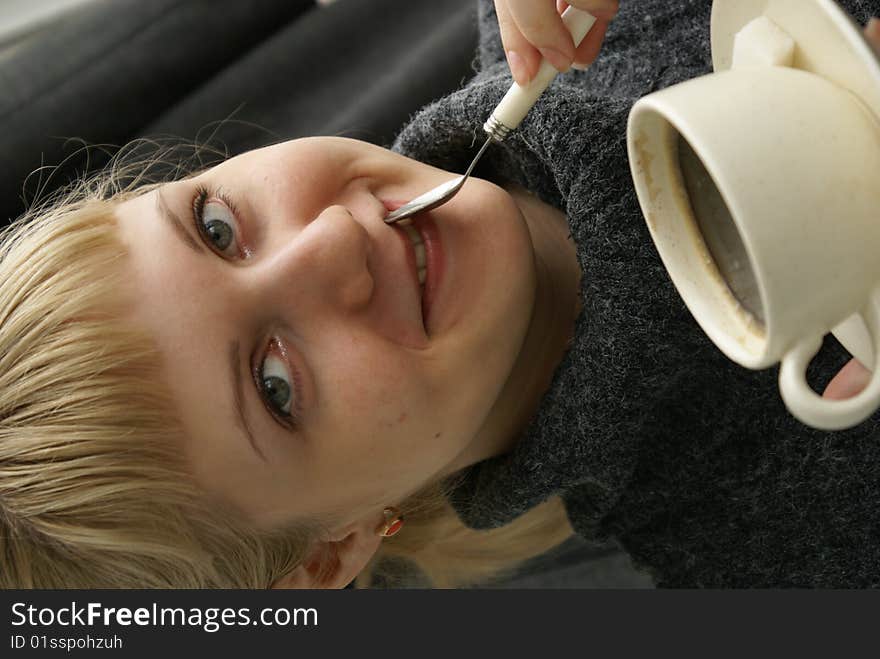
[401,223,427,287]
[391,214,441,331]
[382,201,444,333]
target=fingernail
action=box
[594,1,620,19]
[539,47,572,72]
[838,375,871,399]
[868,17,880,35]
[571,61,589,71]
[507,50,529,86]
[590,7,617,20]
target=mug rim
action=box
[627,99,770,368]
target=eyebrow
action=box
[156,189,204,254]
[230,340,268,462]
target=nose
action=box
[258,205,374,314]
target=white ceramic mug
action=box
[627,28,880,429]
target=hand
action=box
[867,16,880,56]
[494,0,619,85]
[823,357,871,400]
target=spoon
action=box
[384,6,598,225]
[384,136,494,223]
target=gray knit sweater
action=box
[393,0,880,587]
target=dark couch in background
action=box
[1,0,481,224]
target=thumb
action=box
[822,358,872,400]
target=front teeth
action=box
[402,224,426,286]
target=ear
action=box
[271,518,385,589]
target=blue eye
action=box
[260,352,293,417]
[192,186,241,258]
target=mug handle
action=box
[779,287,880,430]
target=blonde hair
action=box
[0,144,572,589]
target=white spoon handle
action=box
[484,6,597,140]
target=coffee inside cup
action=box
[675,133,766,326]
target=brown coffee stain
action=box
[631,129,661,208]
[633,120,765,352]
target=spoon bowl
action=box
[384,136,493,224]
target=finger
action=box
[572,18,610,69]
[494,0,543,85]
[505,0,578,72]
[866,17,880,56]
[562,1,618,70]
[822,358,872,400]
[565,0,619,20]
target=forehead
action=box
[114,189,286,518]
[116,188,213,323]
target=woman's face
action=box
[115,137,537,529]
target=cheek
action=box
[254,139,368,208]
[311,342,473,473]
[311,338,436,435]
